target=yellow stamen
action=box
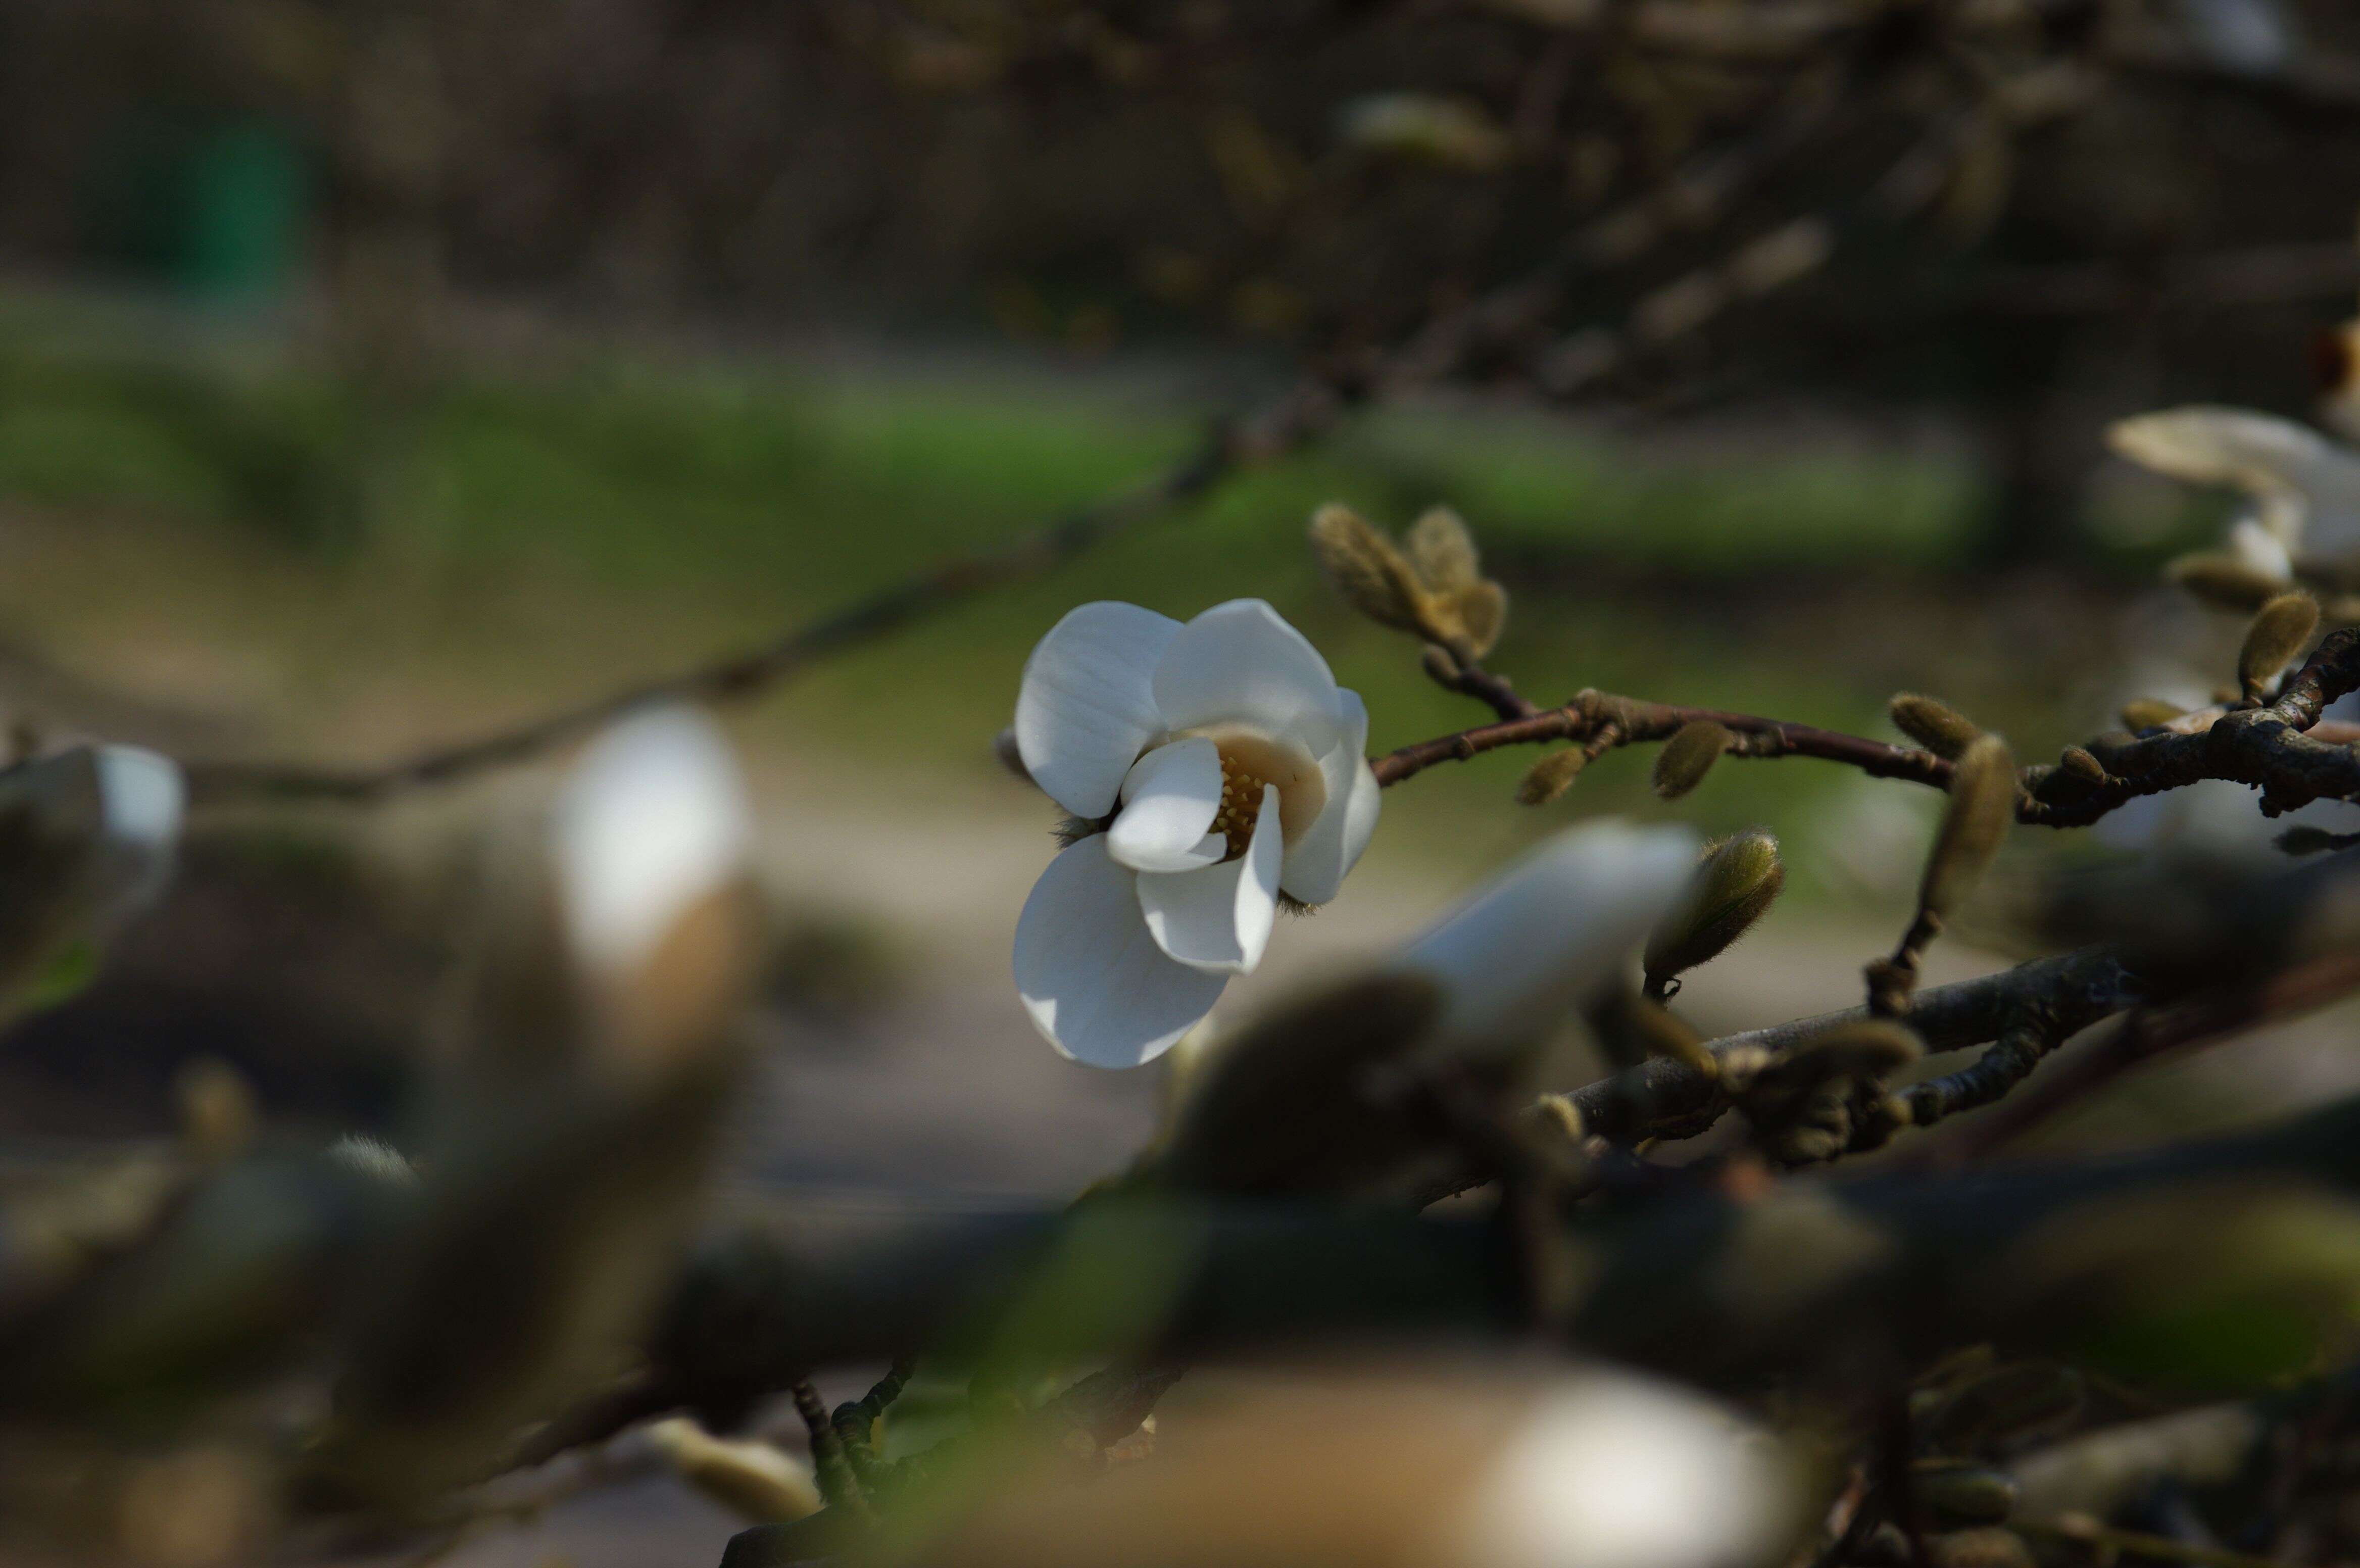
[1211,752,1268,860]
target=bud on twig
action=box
[1516,747,1589,807]
[2238,592,2319,700]
[1405,507,1480,593]
[1643,829,1783,989]
[1889,694,1980,759]
[2118,699,2186,732]
[1453,579,1508,658]
[2166,552,2286,614]
[1921,735,2017,921]
[1308,504,1427,633]
[1311,502,1510,657]
[1652,721,1732,800]
[2057,746,2106,786]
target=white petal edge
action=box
[1013,835,1230,1068]
[1107,738,1227,873]
[2227,517,2296,582]
[1136,785,1283,975]
[1281,686,1380,905]
[1150,599,1345,744]
[1451,1366,1787,1568]
[1395,820,1700,1054]
[554,707,753,981]
[92,745,186,919]
[2109,406,2360,555]
[1015,602,1183,818]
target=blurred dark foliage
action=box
[3,2,2359,555]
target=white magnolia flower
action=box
[2109,405,2360,566]
[554,706,754,982]
[1392,819,1700,1057]
[1012,599,1381,1068]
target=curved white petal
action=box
[1396,820,1700,1054]
[554,707,754,980]
[1015,602,1183,818]
[1136,785,1283,975]
[1013,836,1229,1068]
[1151,599,1344,742]
[1108,738,1227,873]
[91,745,185,919]
[1281,687,1380,905]
[2227,517,2296,583]
[2110,406,2360,555]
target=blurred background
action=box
[3,6,2360,1554]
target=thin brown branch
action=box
[184,391,1334,806]
[1371,688,1950,789]
[1378,631,2360,833]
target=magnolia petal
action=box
[2227,518,2296,584]
[2110,406,2360,554]
[1137,785,1283,975]
[1015,602,1184,818]
[1396,820,1700,1055]
[1013,835,1228,1068]
[1108,738,1227,873]
[554,708,754,981]
[92,745,183,921]
[1152,599,1344,743]
[1280,687,1380,905]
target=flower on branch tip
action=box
[1012,599,1381,1068]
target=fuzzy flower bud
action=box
[1921,735,2016,920]
[2238,591,2320,699]
[1651,721,1732,801]
[1642,829,1783,989]
[1889,694,1981,759]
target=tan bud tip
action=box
[1405,506,1482,593]
[1652,721,1733,800]
[2057,746,2106,785]
[2118,699,2186,732]
[1516,747,1590,807]
[1643,828,1784,983]
[1921,734,2017,919]
[2166,552,2287,614]
[1309,503,1424,632]
[1888,693,1981,760]
[2239,591,2320,697]
[1454,579,1509,658]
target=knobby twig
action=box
[1372,630,2360,832]
[1371,687,1951,789]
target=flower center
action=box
[1211,752,1269,860]
[1188,727,1327,859]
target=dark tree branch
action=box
[1371,687,1952,790]
[1376,632,2360,831]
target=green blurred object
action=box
[85,109,311,303]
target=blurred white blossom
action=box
[2109,405,2360,564]
[554,706,754,981]
[1012,599,1380,1068]
[1393,819,1699,1056]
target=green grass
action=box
[0,295,2120,885]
